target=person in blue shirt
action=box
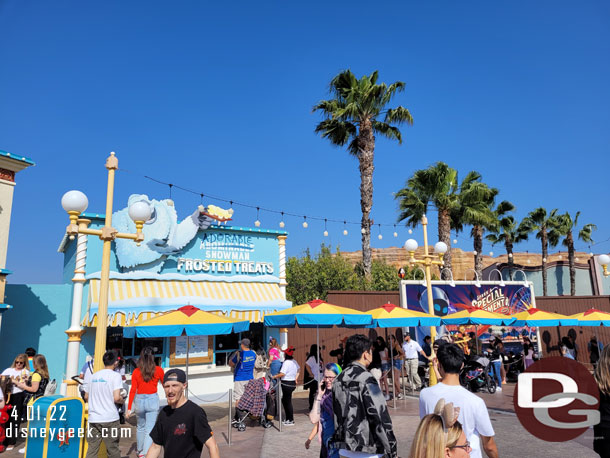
[229,338,256,405]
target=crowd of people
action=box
[4,330,610,457]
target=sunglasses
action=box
[15,361,25,365]
[451,441,471,452]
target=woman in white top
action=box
[273,346,300,426]
[1,354,29,450]
[305,344,322,411]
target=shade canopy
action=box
[511,307,577,327]
[569,308,610,326]
[367,303,441,328]
[263,299,372,328]
[441,307,515,326]
[123,305,250,338]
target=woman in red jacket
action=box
[126,347,164,458]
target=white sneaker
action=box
[18,447,25,454]
[282,420,295,426]
[496,387,502,392]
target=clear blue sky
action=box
[1,1,609,284]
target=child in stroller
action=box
[232,376,276,432]
[459,354,497,394]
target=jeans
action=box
[135,393,159,455]
[491,360,502,388]
[269,360,282,386]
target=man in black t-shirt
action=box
[146,369,219,458]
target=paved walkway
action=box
[2,384,600,457]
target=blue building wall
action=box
[0,284,72,383]
[499,265,593,296]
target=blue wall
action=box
[499,265,593,296]
[0,284,72,383]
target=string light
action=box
[279,212,285,228]
[324,219,328,237]
[343,221,348,236]
[408,229,413,234]
[302,216,308,229]
[453,239,458,244]
[393,224,398,238]
[254,207,261,227]
[361,227,366,234]
[378,224,383,240]
[489,251,494,256]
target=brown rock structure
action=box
[338,246,593,281]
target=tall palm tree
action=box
[555,212,596,296]
[486,215,529,280]
[314,70,413,279]
[522,207,560,296]
[459,183,509,280]
[395,162,483,279]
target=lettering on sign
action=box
[176,258,274,275]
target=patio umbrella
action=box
[511,307,578,327]
[441,307,516,326]
[366,303,441,406]
[124,305,250,389]
[264,299,372,382]
[569,308,610,326]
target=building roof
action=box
[0,150,35,166]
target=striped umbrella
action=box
[442,307,515,326]
[569,308,610,326]
[511,307,578,327]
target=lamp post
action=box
[598,254,610,277]
[61,152,151,372]
[404,215,448,386]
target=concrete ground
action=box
[2,383,600,457]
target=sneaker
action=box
[397,393,403,399]
[496,387,502,392]
[282,420,295,426]
[18,447,25,454]
[6,447,14,451]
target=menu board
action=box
[175,335,209,359]
[170,335,214,365]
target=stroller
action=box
[459,355,496,394]
[232,377,276,432]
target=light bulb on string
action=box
[408,229,412,234]
[453,239,458,245]
[343,221,348,236]
[279,212,285,228]
[302,216,308,229]
[254,207,261,227]
[377,224,382,240]
[323,219,328,237]
[393,224,398,238]
[361,227,366,235]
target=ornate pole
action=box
[63,219,90,396]
[277,235,288,349]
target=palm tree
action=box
[522,207,560,296]
[314,70,413,279]
[555,212,596,296]
[486,215,529,280]
[395,162,483,279]
[459,182,509,280]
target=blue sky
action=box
[1,1,609,284]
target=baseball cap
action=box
[241,338,251,347]
[163,368,187,384]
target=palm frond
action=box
[384,106,413,125]
[373,121,402,143]
[314,119,356,147]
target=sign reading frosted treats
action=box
[176,258,274,274]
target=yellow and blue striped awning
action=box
[83,279,290,326]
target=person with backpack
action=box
[229,338,256,420]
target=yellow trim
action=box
[40,396,86,458]
[84,279,283,325]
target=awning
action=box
[83,279,291,326]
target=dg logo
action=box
[514,356,600,442]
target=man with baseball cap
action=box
[146,368,219,458]
[228,338,256,402]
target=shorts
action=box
[381,363,390,373]
[393,359,403,371]
[233,380,250,401]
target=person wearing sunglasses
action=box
[1,354,29,451]
[305,363,342,458]
[409,398,471,457]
